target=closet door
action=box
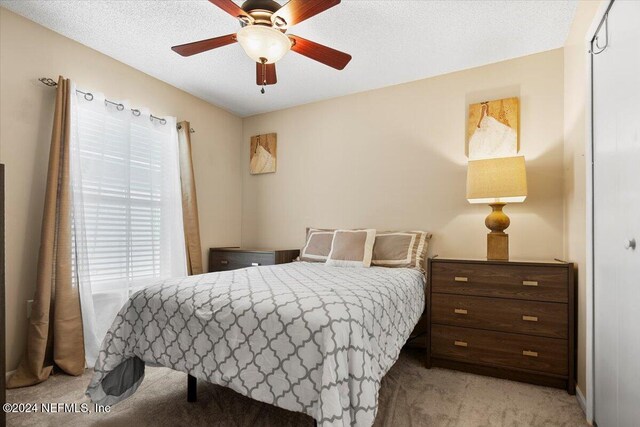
[593,1,640,426]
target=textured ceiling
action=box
[1,0,577,117]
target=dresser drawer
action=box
[431,294,568,339]
[431,262,568,303]
[209,251,275,272]
[431,325,567,376]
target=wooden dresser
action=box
[208,248,300,273]
[426,258,575,394]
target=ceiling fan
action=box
[171,0,352,93]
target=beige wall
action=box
[1,3,597,401]
[0,8,243,372]
[242,49,566,268]
[563,0,602,400]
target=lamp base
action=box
[487,232,509,261]
[485,203,510,261]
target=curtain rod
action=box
[38,77,195,133]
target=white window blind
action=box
[70,88,187,366]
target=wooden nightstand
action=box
[208,248,300,273]
[426,258,576,394]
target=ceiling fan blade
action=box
[171,33,237,57]
[208,0,254,23]
[289,35,352,70]
[256,62,277,85]
[272,0,340,27]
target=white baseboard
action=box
[576,385,587,416]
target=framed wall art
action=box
[466,97,519,160]
[250,133,277,174]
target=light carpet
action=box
[6,349,586,426]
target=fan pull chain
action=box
[260,58,267,94]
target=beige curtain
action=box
[177,121,203,275]
[8,76,85,388]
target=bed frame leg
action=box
[187,374,197,402]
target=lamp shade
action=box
[236,25,292,64]
[466,156,527,204]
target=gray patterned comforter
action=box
[86,262,425,426]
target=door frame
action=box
[586,0,616,424]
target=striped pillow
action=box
[371,231,431,271]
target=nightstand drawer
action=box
[209,251,275,272]
[431,325,567,376]
[431,262,568,303]
[432,294,568,339]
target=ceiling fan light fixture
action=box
[236,25,291,64]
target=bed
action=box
[86,262,425,426]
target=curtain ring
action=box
[149,115,167,125]
[131,109,141,117]
[116,103,125,111]
[84,92,94,101]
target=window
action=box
[70,89,186,365]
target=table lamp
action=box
[466,156,527,261]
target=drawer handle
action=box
[220,260,229,265]
[522,280,538,287]
[523,350,539,357]
[251,262,260,266]
[454,276,468,282]
[522,315,539,322]
[454,340,468,347]
[454,308,468,315]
